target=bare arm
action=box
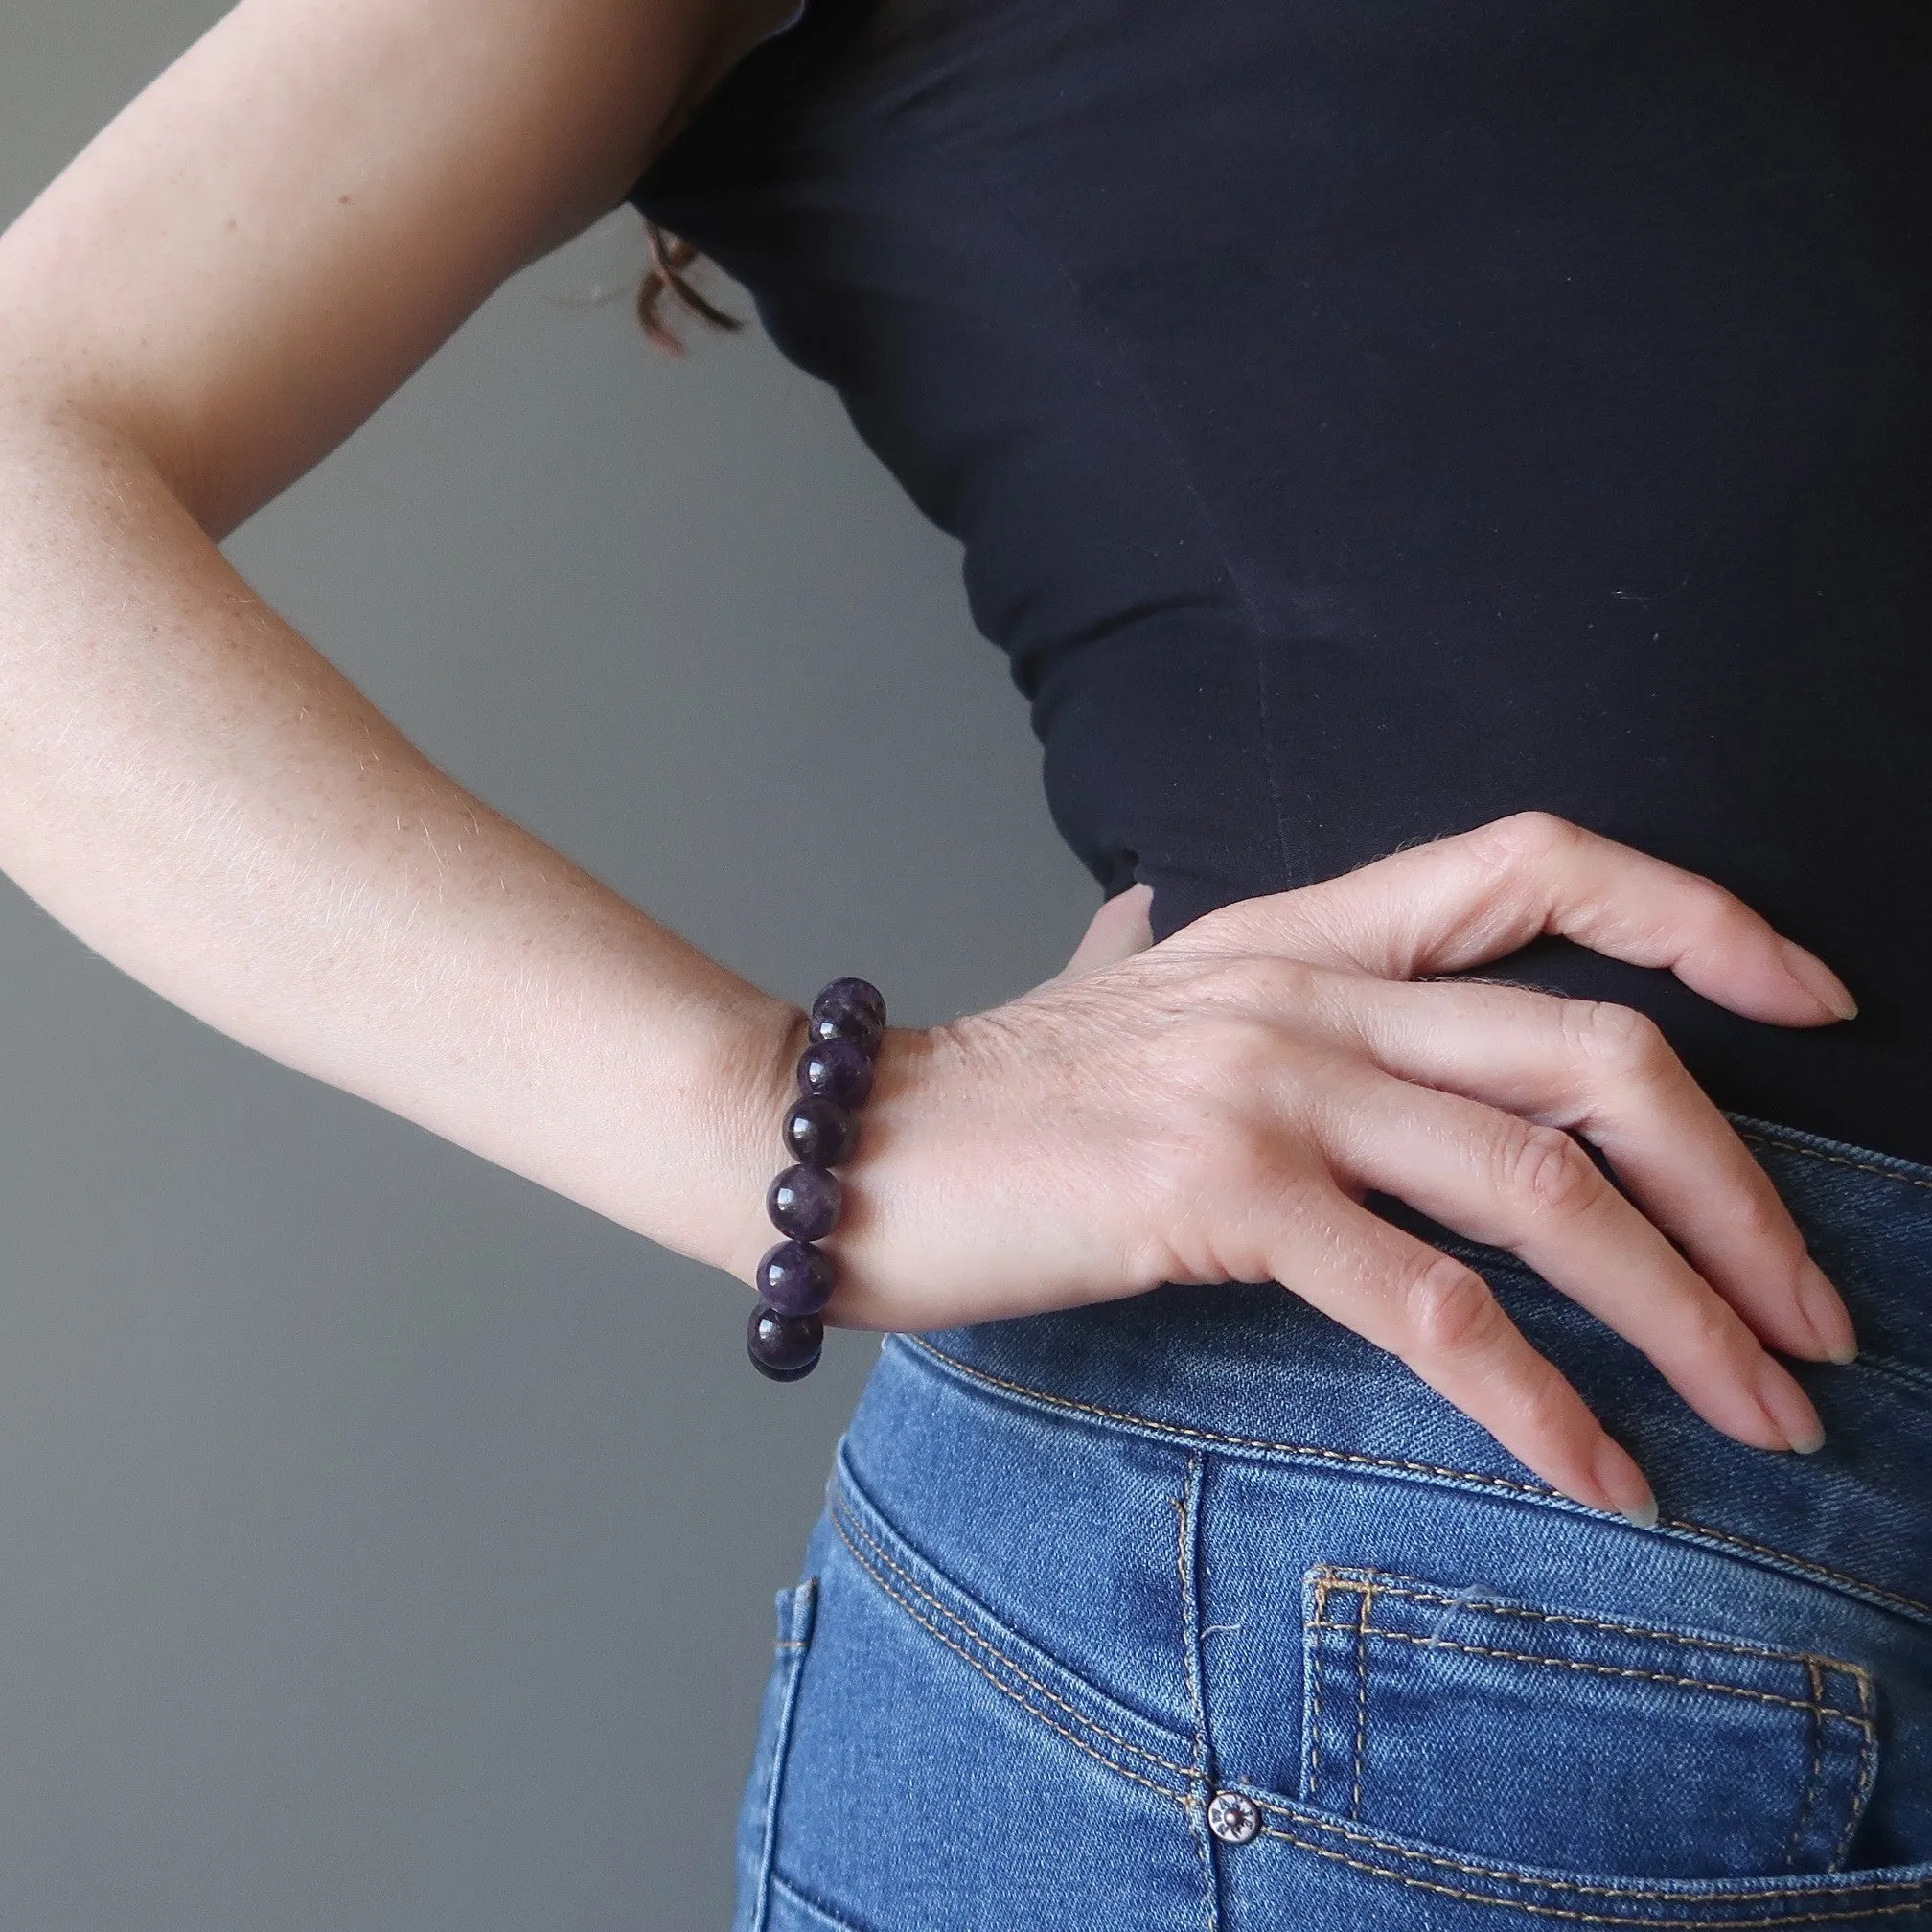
[0,0,801,1281]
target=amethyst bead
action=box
[814,977,887,1029]
[750,978,883,1387]
[748,1302,823,1381]
[798,1036,875,1109]
[809,978,886,1055]
[783,1096,857,1167]
[757,1238,835,1317]
[767,1163,843,1241]
[808,1003,884,1055]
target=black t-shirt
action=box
[633,0,1932,1161]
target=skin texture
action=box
[0,0,1858,1525]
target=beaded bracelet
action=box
[747,977,887,1382]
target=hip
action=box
[736,1115,1932,1929]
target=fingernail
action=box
[1593,1438,1658,1528]
[1797,1259,1859,1365]
[1757,1357,1827,1454]
[1778,939,1858,1021]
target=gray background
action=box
[0,5,1095,1925]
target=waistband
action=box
[901,1115,1932,1629]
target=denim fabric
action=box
[732,1116,1932,1929]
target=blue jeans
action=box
[733,1117,1932,1929]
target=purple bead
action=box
[748,1301,823,1381]
[758,1238,835,1317]
[810,979,886,1055]
[808,1003,884,1056]
[767,1163,842,1241]
[798,1036,875,1109]
[814,977,887,1030]
[783,1096,857,1167]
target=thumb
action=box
[1051,883,1156,981]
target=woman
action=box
[0,0,1925,1923]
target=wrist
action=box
[700,992,813,1287]
[741,977,907,1376]
[713,988,931,1310]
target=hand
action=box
[827,813,1860,1524]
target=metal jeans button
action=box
[1207,1791,1260,1845]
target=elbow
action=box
[0,367,227,540]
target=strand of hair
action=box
[636,218,746,355]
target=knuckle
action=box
[1402,1253,1507,1359]
[1170,1009,1283,1090]
[1501,1122,1602,1219]
[1561,1000,1670,1081]
[1149,1105,1282,1207]
[1468,809,1582,875]
[1197,952,1323,1012]
[1210,1119,1291,1199]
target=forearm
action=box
[0,397,797,1282]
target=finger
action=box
[1326,977,1858,1364]
[1264,1185,1658,1522]
[1053,882,1155,980]
[1202,813,1855,1027]
[1317,1072,1828,1455]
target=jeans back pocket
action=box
[1300,1565,1876,1880]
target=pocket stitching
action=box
[1303,1564,1885,1898]
[1173,1459,1222,1927]
[747,1578,818,1932]
[1308,1619,1875,1730]
[1307,1573,1330,1806]
[1311,1566,1875,1722]
[829,1487,1196,1779]
[1735,1126,1932,1198]
[1785,1662,1828,1874]
[1250,1815,1930,1926]
[1831,1695,1879,1875]
[903,1338,1932,1627]
[1349,1583,1374,1822]
[766,1871,870,1932]
[1242,1796,1932,1909]
[828,1502,1193,1808]
[822,1469,1923,1916]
